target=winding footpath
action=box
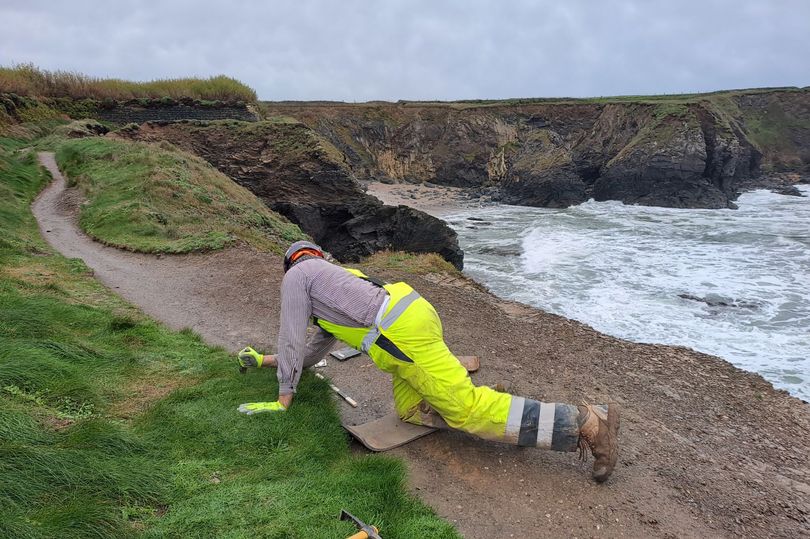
[33,152,282,353]
[33,152,810,538]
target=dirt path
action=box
[33,152,285,353]
[34,152,810,538]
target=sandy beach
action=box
[366,181,482,217]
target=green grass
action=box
[652,102,690,121]
[0,146,460,537]
[1,63,257,102]
[362,250,459,275]
[55,137,306,254]
[739,102,810,165]
[0,116,69,149]
[220,119,347,164]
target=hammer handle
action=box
[346,526,378,539]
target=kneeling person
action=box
[237,241,620,482]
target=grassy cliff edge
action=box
[55,137,306,254]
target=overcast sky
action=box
[2,0,808,101]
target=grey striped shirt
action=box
[277,257,387,395]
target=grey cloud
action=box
[1,0,807,100]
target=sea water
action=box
[445,186,810,401]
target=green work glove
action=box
[237,401,287,415]
[238,346,265,368]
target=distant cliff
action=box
[264,88,810,209]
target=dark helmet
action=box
[283,240,324,273]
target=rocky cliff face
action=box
[265,88,809,209]
[122,120,463,268]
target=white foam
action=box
[450,186,810,401]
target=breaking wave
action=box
[446,186,810,401]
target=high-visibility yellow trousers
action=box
[317,280,581,451]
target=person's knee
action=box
[428,397,473,430]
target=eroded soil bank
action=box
[34,153,810,538]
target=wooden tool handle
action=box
[346,525,378,539]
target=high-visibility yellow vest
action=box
[315,268,419,366]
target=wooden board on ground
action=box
[344,412,438,451]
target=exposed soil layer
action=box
[34,153,810,538]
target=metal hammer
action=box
[340,509,381,539]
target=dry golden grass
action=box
[0,63,257,102]
[361,250,460,275]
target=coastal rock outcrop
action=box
[9,89,807,211]
[591,113,729,208]
[267,89,809,209]
[274,200,463,266]
[121,120,463,268]
[498,166,588,208]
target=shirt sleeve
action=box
[276,268,312,395]
[302,328,337,368]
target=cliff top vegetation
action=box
[55,137,305,253]
[0,63,257,102]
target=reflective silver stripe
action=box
[360,295,390,353]
[504,396,525,444]
[360,327,379,353]
[360,291,419,352]
[535,402,556,449]
[379,291,420,330]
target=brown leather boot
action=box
[577,402,620,483]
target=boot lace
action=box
[577,403,596,461]
[578,434,593,461]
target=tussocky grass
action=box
[55,137,307,255]
[0,146,460,538]
[362,249,461,276]
[1,63,257,103]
